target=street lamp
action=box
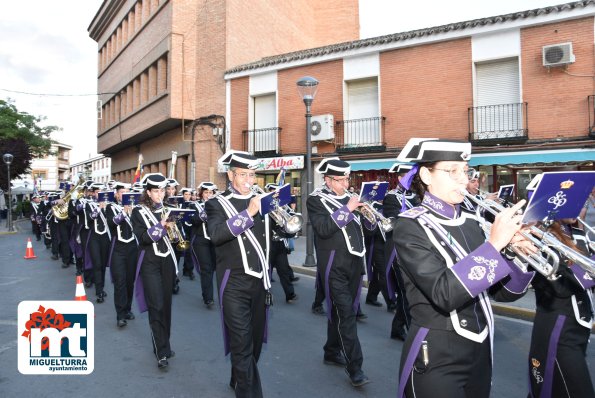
[3,153,14,232]
[297,76,319,267]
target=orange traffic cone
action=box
[24,238,37,259]
[74,275,87,301]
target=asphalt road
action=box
[0,228,593,397]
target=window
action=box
[473,58,523,139]
[250,94,277,153]
[345,78,379,145]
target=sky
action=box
[0,0,567,164]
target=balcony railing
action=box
[335,116,386,153]
[242,127,282,157]
[587,96,595,138]
[468,102,528,144]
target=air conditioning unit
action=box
[310,114,334,141]
[542,42,575,67]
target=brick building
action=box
[88,0,359,188]
[225,0,595,207]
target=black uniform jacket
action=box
[205,189,269,278]
[394,192,534,341]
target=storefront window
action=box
[517,169,543,201]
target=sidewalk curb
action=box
[0,218,26,234]
[290,265,595,333]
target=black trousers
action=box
[194,239,216,303]
[50,221,59,255]
[390,263,411,333]
[89,233,110,295]
[400,326,491,398]
[79,229,93,283]
[57,220,72,264]
[269,241,295,300]
[322,253,364,376]
[313,271,325,307]
[31,221,41,240]
[528,312,594,398]
[220,272,266,398]
[111,241,138,320]
[140,253,176,359]
[366,238,391,305]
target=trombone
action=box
[345,191,394,233]
[251,185,303,234]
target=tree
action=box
[0,99,58,158]
[0,99,58,189]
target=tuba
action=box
[52,177,85,220]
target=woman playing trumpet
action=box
[130,173,178,369]
[393,138,537,398]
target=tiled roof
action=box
[225,0,595,75]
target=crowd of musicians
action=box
[26,141,594,398]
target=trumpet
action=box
[346,191,394,233]
[251,185,303,234]
[460,189,561,280]
[161,204,190,251]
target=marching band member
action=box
[131,173,177,369]
[190,182,218,308]
[75,181,94,287]
[106,182,138,328]
[363,198,392,310]
[264,183,298,304]
[394,138,536,398]
[166,178,181,294]
[179,187,195,280]
[205,151,272,397]
[30,194,42,241]
[384,163,418,341]
[524,175,595,398]
[306,157,373,388]
[49,187,74,268]
[85,182,111,303]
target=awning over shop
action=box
[349,159,394,171]
[469,148,595,166]
[347,148,595,171]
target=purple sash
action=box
[134,250,148,313]
[219,269,231,355]
[84,231,93,270]
[386,248,397,300]
[353,275,363,315]
[398,327,429,398]
[537,315,566,398]
[324,251,336,322]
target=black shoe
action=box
[157,357,168,369]
[365,298,383,307]
[125,312,135,320]
[229,377,236,390]
[173,279,180,294]
[117,319,127,328]
[323,354,347,367]
[387,302,397,313]
[290,276,300,282]
[356,312,368,321]
[204,300,215,308]
[286,293,298,303]
[167,351,175,359]
[311,305,326,315]
[96,296,104,303]
[349,370,370,387]
[75,270,83,276]
[390,328,407,341]
[61,262,70,269]
[99,291,107,299]
[51,255,59,261]
[84,281,93,288]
